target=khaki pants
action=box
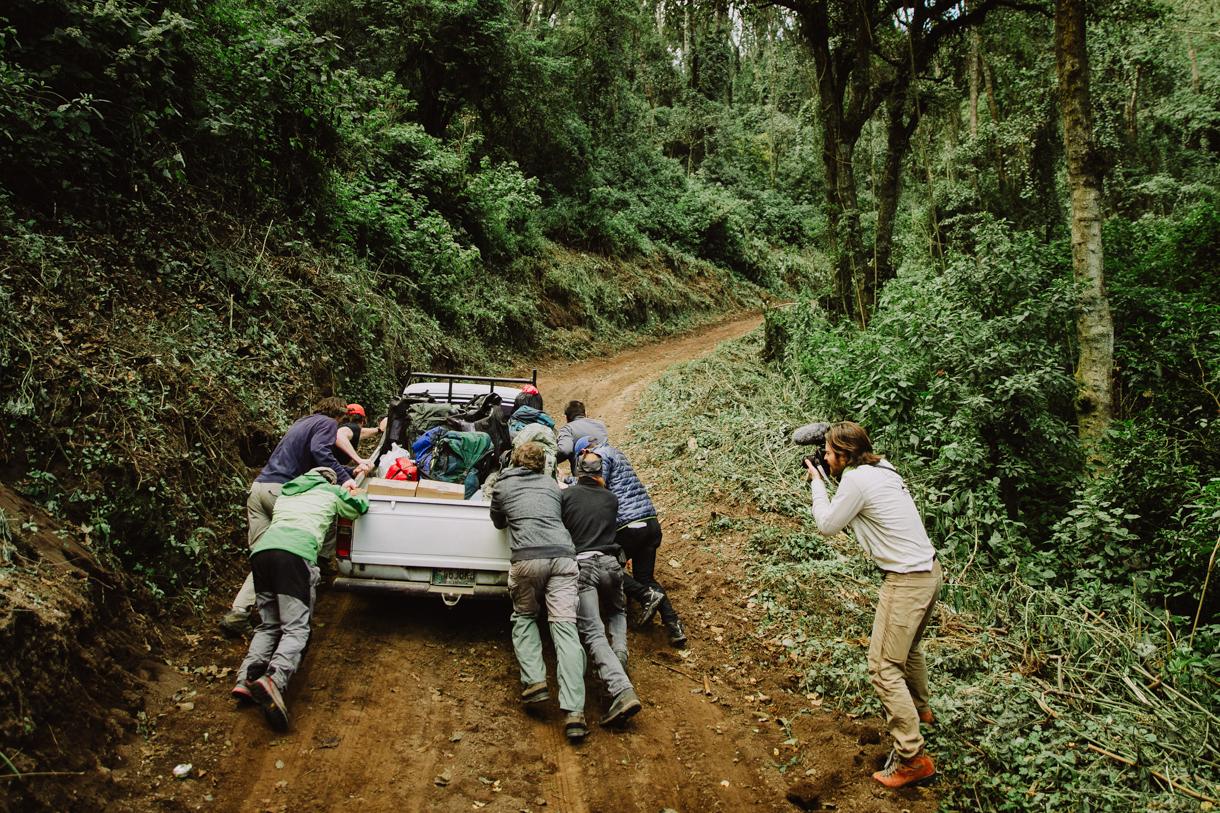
[867,559,942,758]
[508,558,586,713]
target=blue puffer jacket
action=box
[596,444,657,527]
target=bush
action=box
[781,214,1080,561]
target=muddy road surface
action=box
[107,315,937,813]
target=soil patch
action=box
[0,486,155,813]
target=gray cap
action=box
[310,466,338,484]
[575,453,603,478]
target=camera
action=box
[792,421,831,480]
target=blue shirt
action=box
[255,414,354,485]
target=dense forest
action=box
[1,0,1217,809]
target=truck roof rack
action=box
[403,370,538,404]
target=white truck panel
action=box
[349,495,509,570]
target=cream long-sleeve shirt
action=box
[810,460,935,573]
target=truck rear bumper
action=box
[332,576,508,600]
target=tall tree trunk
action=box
[1124,65,1140,145]
[968,31,981,138]
[804,2,871,323]
[982,56,1008,193]
[1188,40,1201,93]
[820,115,864,320]
[1055,0,1114,453]
[869,97,919,313]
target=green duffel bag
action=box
[407,401,457,434]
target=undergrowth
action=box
[631,331,1220,812]
[0,207,759,606]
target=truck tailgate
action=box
[351,495,509,571]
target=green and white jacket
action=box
[251,471,369,564]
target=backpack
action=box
[412,426,449,477]
[427,431,495,498]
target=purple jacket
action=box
[255,414,353,485]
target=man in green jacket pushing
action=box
[231,467,368,731]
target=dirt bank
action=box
[19,314,937,812]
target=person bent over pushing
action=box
[490,441,588,743]
[231,467,368,731]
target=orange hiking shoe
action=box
[873,750,936,788]
[918,708,935,726]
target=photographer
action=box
[805,421,941,789]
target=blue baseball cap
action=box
[574,436,596,457]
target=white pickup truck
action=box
[332,372,535,604]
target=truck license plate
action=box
[432,568,476,587]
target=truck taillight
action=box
[336,518,353,559]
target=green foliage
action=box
[779,215,1081,561]
[632,333,1220,813]
[0,0,195,212]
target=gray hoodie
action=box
[489,467,576,562]
[557,416,609,463]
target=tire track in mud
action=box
[531,711,591,813]
[222,592,451,812]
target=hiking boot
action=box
[219,609,252,638]
[638,589,665,626]
[564,712,588,743]
[521,681,550,705]
[231,682,256,706]
[918,707,935,726]
[872,749,935,788]
[249,675,290,733]
[600,688,642,727]
[666,618,688,649]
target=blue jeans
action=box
[576,553,633,699]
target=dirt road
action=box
[107,314,937,813]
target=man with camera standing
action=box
[804,421,941,789]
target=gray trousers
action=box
[508,557,586,713]
[576,553,633,699]
[238,549,320,694]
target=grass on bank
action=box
[630,330,1220,812]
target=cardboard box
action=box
[415,479,466,501]
[365,477,418,498]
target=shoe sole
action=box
[522,690,550,705]
[231,685,256,706]
[600,698,642,727]
[249,679,290,732]
[565,725,588,742]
